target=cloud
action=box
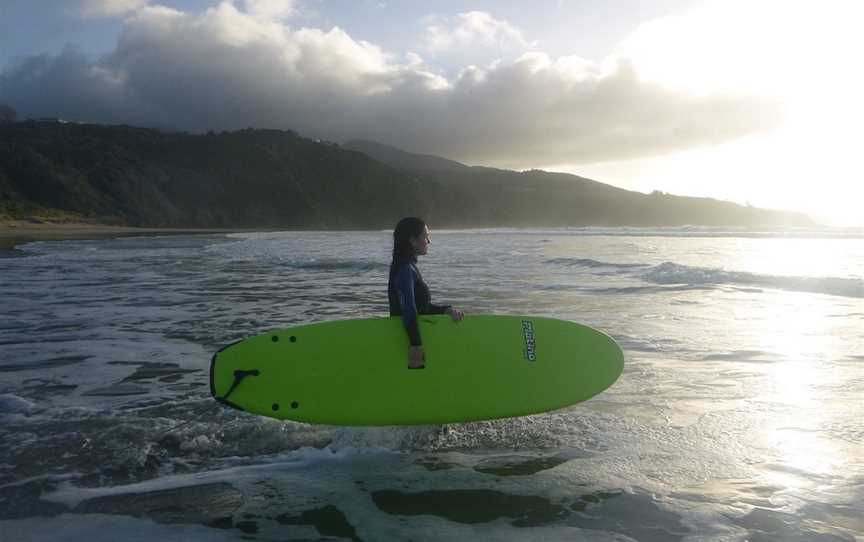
[242,0,297,20]
[424,11,535,54]
[78,0,150,18]
[0,1,783,167]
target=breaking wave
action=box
[545,258,864,298]
[643,262,864,298]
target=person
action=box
[388,217,464,369]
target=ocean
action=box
[1,228,862,541]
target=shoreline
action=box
[0,221,241,251]
[3,221,859,252]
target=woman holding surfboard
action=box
[211,217,623,424]
[388,217,464,369]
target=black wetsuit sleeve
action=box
[394,264,422,346]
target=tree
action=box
[0,105,17,123]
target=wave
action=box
[643,262,864,298]
[564,226,864,239]
[0,394,39,414]
[544,258,649,270]
[545,258,864,298]
[289,260,389,273]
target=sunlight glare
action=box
[575,0,864,226]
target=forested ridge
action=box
[0,121,813,228]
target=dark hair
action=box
[390,217,426,275]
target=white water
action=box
[1,228,862,541]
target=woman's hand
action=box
[408,346,425,369]
[446,307,465,322]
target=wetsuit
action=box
[388,258,451,346]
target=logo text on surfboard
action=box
[522,320,537,361]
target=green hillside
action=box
[0,121,813,228]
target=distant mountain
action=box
[0,121,813,228]
[343,139,470,173]
[343,139,814,228]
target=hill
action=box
[344,139,471,174]
[343,139,813,228]
[0,121,813,228]
[0,122,425,228]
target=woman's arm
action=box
[393,264,422,347]
[394,265,426,368]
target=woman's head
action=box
[392,217,429,262]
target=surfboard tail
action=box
[210,339,246,411]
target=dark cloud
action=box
[0,2,783,167]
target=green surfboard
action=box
[210,315,624,426]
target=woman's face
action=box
[411,226,431,256]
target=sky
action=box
[1,0,861,225]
